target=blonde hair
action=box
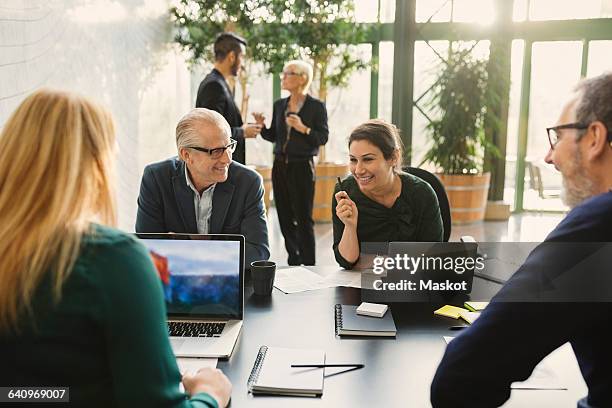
[176,108,231,157]
[284,60,314,94]
[0,88,117,332]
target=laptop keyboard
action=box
[168,322,226,337]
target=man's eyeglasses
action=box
[186,139,237,159]
[546,122,588,150]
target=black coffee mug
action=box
[250,261,276,296]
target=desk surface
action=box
[218,266,587,407]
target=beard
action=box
[230,59,240,76]
[560,149,595,208]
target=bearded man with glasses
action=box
[432,72,612,408]
[136,108,270,268]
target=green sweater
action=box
[1,225,218,408]
[333,173,444,269]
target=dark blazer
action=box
[135,158,270,267]
[196,68,246,164]
[431,191,612,408]
[260,94,329,159]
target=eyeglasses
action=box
[186,139,237,159]
[546,122,588,150]
[281,71,303,77]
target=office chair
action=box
[404,166,451,242]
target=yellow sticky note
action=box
[464,301,489,312]
[434,305,468,319]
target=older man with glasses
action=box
[136,108,270,267]
[431,72,612,408]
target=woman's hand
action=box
[286,114,308,134]
[335,191,358,230]
[183,367,232,407]
[252,112,266,127]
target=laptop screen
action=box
[136,234,244,320]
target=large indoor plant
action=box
[421,47,501,224]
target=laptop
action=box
[135,233,244,358]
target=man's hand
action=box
[243,123,262,138]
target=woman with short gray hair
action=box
[253,60,329,265]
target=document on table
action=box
[321,268,362,289]
[274,267,329,293]
[274,267,363,293]
[443,337,566,390]
[176,357,218,375]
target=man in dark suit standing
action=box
[196,32,261,164]
[135,108,270,268]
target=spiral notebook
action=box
[247,346,325,397]
[335,304,397,337]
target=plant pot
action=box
[313,162,349,223]
[438,173,491,224]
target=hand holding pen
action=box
[335,177,358,229]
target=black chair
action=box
[404,166,451,242]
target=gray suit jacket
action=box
[136,158,270,267]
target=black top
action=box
[196,68,246,164]
[260,94,329,160]
[431,191,612,408]
[0,225,218,408]
[332,173,444,269]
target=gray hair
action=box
[284,60,314,94]
[573,72,612,141]
[175,108,231,155]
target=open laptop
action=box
[135,233,244,358]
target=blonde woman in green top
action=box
[0,89,231,407]
[333,119,443,269]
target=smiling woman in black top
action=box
[333,119,443,269]
[254,60,329,265]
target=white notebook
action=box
[247,346,325,397]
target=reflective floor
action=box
[266,207,565,267]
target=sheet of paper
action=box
[274,267,329,293]
[177,357,218,375]
[512,362,567,390]
[442,337,566,390]
[321,268,362,289]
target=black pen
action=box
[291,364,364,368]
[449,325,468,331]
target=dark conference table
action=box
[217,266,587,407]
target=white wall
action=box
[0,0,192,231]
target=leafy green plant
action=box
[421,47,501,175]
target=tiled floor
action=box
[266,207,565,266]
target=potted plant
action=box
[421,46,501,224]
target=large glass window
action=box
[504,40,525,210]
[416,0,452,22]
[529,0,612,20]
[378,41,394,123]
[587,41,612,77]
[523,41,582,211]
[240,63,273,167]
[412,40,449,168]
[355,0,395,23]
[451,0,495,24]
[325,44,372,163]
